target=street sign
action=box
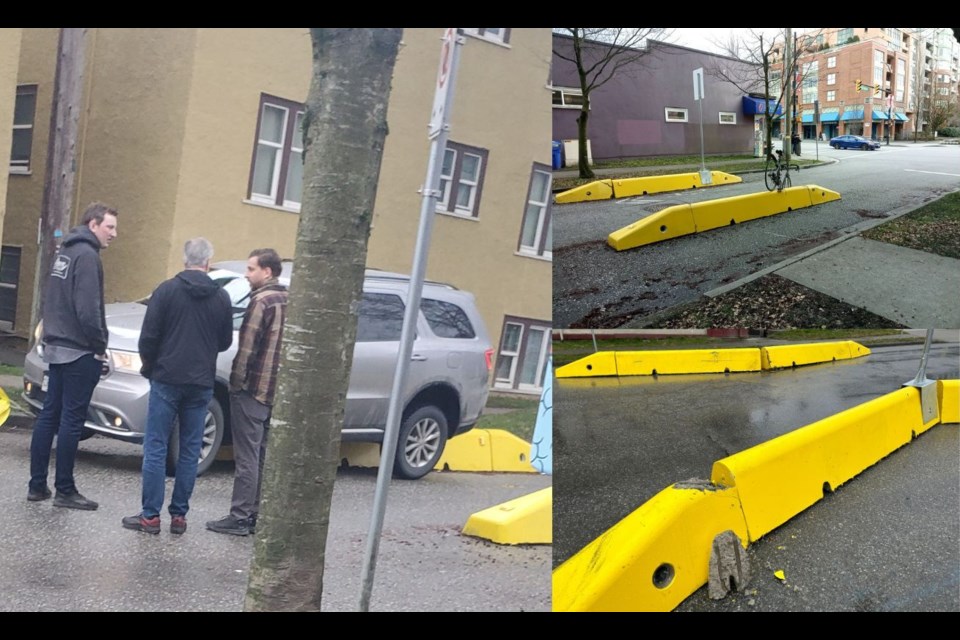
[693,67,704,101]
[429,28,457,139]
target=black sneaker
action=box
[170,515,187,535]
[122,513,161,535]
[249,514,257,534]
[27,486,52,502]
[205,514,251,536]
[53,491,98,511]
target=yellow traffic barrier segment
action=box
[614,348,762,375]
[462,486,552,545]
[337,429,536,473]
[938,379,959,423]
[558,341,869,378]
[761,341,871,369]
[610,171,742,198]
[553,179,614,204]
[0,388,9,427]
[608,184,842,251]
[552,380,959,611]
[555,351,619,378]
[552,483,748,612]
[711,386,940,542]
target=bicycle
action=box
[764,149,792,192]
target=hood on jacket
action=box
[176,269,222,299]
[61,225,102,251]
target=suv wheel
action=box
[393,405,448,480]
[165,396,225,477]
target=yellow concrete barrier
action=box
[0,388,9,427]
[761,341,871,369]
[711,386,938,542]
[610,171,741,198]
[607,204,696,251]
[555,351,619,378]
[554,180,614,204]
[608,185,841,251]
[938,379,960,423]
[462,486,552,545]
[614,348,762,375]
[552,483,748,612]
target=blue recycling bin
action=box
[552,140,562,170]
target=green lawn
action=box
[768,328,906,341]
[0,363,24,377]
[478,393,539,442]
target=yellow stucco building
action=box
[2,28,552,393]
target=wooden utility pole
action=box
[30,27,86,334]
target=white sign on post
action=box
[693,67,704,101]
[428,27,456,139]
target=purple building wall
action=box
[553,35,760,160]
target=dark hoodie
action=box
[41,225,108,359]
[138,269,233,387]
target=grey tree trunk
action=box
[244,27,402,612]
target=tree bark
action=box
[244,27,402,612]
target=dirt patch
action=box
[554,239,608,256]
[862,191,960,259]
[658,274,906,329]
[567,286,600,300]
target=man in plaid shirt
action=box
[207,248,288,536]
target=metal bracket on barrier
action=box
[903,328,938,423]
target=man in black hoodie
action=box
[28,202,118,510]
[122,238,233,535]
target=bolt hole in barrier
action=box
[822,481,832,495]
[586,364,593,370]
[729,219,736,225]
[660,225,667,233]
[652,563,675,589]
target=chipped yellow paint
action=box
[462,486,552,545]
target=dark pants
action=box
[229,390,271,521]
[29,354,102,494]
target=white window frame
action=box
[518,163,552,260]
[827,56,837,69]
[462,28,511,46]
[552,86,585,109]
[517,326,550,392]
[248,94,305,211]
[10,85,37,175]
[718,112,736,125]
[435,140,488,219]
[664,107,688,123]
[494,322,524,387]
[493,316,551,393]
[827,73,836,86]
[827,90,836,102]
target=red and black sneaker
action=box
[170,515,187,535]
[122,513,161,535]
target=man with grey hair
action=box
[122,238,233,535]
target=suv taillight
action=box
[484,348,494,371]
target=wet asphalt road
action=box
[0,424,551,612]
[553,143,960,328]
[553,340,959,611]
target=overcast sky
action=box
[671,28,788,55]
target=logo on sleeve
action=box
[52,254,71,280]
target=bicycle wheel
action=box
[764,157,777,191]
[781,171,792,190]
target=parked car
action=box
[23,261,493,479]
[829,135,880,151]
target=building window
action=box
[827,90,836,102]
[873,50,884,85]
[552,86,584,109]
[10,85,37,174]
[718,112,736,125]
[770,70,782,96]
[838,28,854,44]
[896,58,905,102]
[664,107,688,123]
[0,245,21,330]
[827,56,836,69]
[437,141,488,219]
[494,316,550,393]
[248,93,305,210]
[518,163,552,259]
[462,28,511,45]
[827,73,836,86]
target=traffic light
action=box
[856,79,862,92]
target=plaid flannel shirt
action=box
[229,279,288,405]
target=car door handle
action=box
[411,354,428,361]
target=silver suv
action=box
[23,261,493,479]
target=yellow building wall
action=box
[0,29,22,248]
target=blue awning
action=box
[841,108,864,121]
[742,96,784,115]
[871,109,890,120]
[802,113,813,123]
[820,112,839,122]
[895,112,908,121]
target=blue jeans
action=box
[141,381,213,519]
[29,354,102,494]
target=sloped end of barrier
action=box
[607,205,695,251]
[762,340,870,369]
[555,351,619,378]
[805,184,842,204]
[938,380,960,424]
[554,180,614,204]
[463,486,552,545]
[553,483,748,612]
[708,171,742,185]
[488,429,537,473]
[338,442,383,469]
[0,387,9,428]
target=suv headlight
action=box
[110,350,143,374]
[34,320,44,358]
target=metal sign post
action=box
[358,27,464,612]
[902,328,938,423]
[693,67,711,185]
[814,99,820,161]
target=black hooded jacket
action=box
[41,225,108,356]
[138,269,233,387]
